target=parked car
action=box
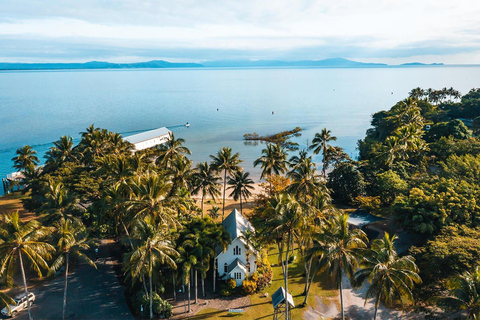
[1,292,35,317]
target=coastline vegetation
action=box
[2,86,480,319]
[243,127,302,150]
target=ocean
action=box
[1,66,480,194]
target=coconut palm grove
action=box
[3,87,480,319]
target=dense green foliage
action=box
[5,86,480,318]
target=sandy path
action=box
[304,275,422,319]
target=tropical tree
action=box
[100,182,131,238]
[433,266,480,319]
[308,213,368,320]
[155,132,191,169]
[287,156,325,204]
[45,135,76,167]
[168,156,195,195]
[0,292,15,315]
[123,216,179,319]
[12,145,39,172]
[209,223,230,293]
[210,147,243,220]
[254,143,289,179]
[309,128,337,177]
[0,212,55,320]
[40,180,80,225]
[208,206,221,221]
[50,219,96,320]
[228,171,255,214]
[353,233,421,320]
[191,162,221,217]
[262,194,303,319]
[129,172,177,228]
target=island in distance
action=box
[0,58,444,71]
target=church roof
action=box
[222,209,255,241]
[227,258,248,274]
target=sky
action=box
[1,0,480,64]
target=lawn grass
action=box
[193,245,338,319]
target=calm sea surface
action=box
[1,66,480,193]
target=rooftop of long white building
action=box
[123,127,171,144]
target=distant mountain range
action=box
[0,58,444,71]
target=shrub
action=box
[227,278,237,290]
[355,196,381,213]
[242,279,257,295]
[255,252,273,291]
[220,279,237,297]
[132,291,173,318]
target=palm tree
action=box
[208,206,221,221]
[12,145,39,172]
[123,216,179,319]
[288,149,309,169]
[262,194,303,320]
[50,219,96,320]
[168,156,195,195]
[433,266,480,319]
[40,180,80,225]
[129,172,177,228]
[192,162,221,217]
[287,157,325,204]
[0,292,15,315]
[254,143,289,179]
[353,233,421,320]
[155,132,191,168]
[100,182,131,239]
[228,171,255,214]
[0,212,55,320]
[178,249,196,313]
[45,135,76,166]
[309,128,337,177]
[210,147,243,220]
[307,213,368,320]
[209,223,231,293]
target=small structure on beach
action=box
[123,127,171,152]
[271,286,294,319]
[2,172,24,194]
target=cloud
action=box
[1,0,480,63]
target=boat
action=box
[185,122,190,127]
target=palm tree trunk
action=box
[194,269,198,304]
[149,255,153,319]
[182,278,186,314]
[240,193,243,214]
[374,292,381,320]
[213,260,216,293]
[284,235,291,320]
[339,270,344,320]
[63,253,69,320]
[19,251,33,320]
[201,193,204,218]
[173,273,176,301]
[187,277,191,313]
[202,275,205,297]
[222,170,227,221]
[303,263,319,306]
[143,275,149,298]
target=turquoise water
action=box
[1,66,480,193]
